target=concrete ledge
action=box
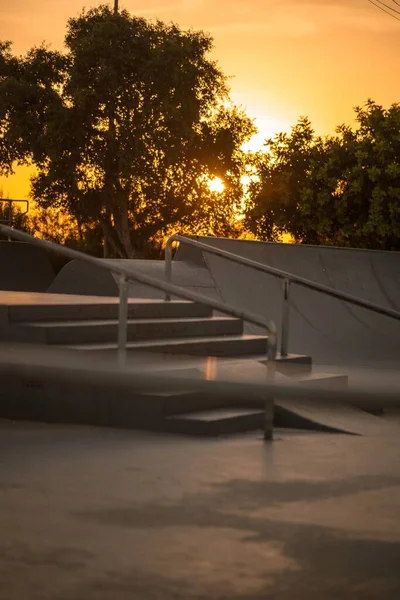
[0,242,55,292]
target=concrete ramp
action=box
[208,359,400,436]
[47,260,118,296]
[274,398,399,436]
[0,242,55,292]
[48,258,220,301]
[175,237,400,368]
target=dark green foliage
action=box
[246,101,400,250]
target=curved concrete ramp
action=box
[47,260,118,296]
[209,359,400,436]
[175,236,400,368]
[0,242,55,292]
[48,258,219,301]
[275,398,399,436]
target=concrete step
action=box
[245,354,312,377]
[18,316,243,345]
[0,344,350,436]
[162,392,227,415]
[64,333,269,357]
[295,372,348,388]
[0,376,266,436]
[260,354,313,375]
[7,299,212,323]
[164,408,265,436]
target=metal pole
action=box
[267,320,277,362]
[8,200,12,241]
[164,240,173,302]
[280,278,290,357]
[264,383,275,440]
[265,320,277,440]
[114,0,118,14]
[118,274,128,366]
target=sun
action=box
[242,116,291,153]
[207,177,225,193]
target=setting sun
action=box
[207,177,225,194]
[242,116,292,153]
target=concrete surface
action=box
[46,260,118,296]
[48,259,220,302]
[1,420,400,599]
[211,360,400,436]
[1,339,399,435]
[175,237,400,368]
[45,237,400,368]
[0,242,55,292]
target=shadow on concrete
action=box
[69,474,400,599]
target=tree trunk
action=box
[100,218,126,258]
[103,234,109,258]
[104,105,137,258]
[113,195,137,258]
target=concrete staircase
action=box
[0,294,349,436]
[7,298,268,357]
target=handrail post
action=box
[280,278,290,357]
[118,274,128,366]
[265,320,277,441]
[164,238,173,301]
[267,320,277,362]
[7,200,12,240]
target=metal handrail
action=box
[165,234,400,356]
[4,343,400,443]
[0,224,277,365]
[2,342,400,410]
[0,199,29,239]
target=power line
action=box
[374,0,400,15]
[367,0,400,21]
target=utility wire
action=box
[374,0,400,15]
[367,0,400,20]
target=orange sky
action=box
[1,0,400,198]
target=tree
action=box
[245,117,324,243]
[245,101,400,250]
[0,6,254,257]
[26,205,103,254]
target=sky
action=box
[1,0,400,197]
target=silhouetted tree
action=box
[0,6,254,257]
[246,101,400,250]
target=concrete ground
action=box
[1,421,400,599]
